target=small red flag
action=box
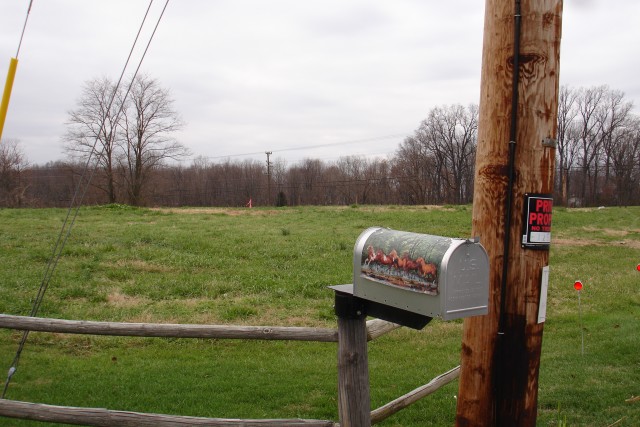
[573,280,583,291]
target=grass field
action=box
[0,204,639,426]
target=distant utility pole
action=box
[265,151,273,206]
[456,0,562,426]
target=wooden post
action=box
[335,292,371,427]
[456,1,562,426]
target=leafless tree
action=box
[119,74,188,205]
[0,139,29,207]
[574,85,608,204]
[609,115,640,205]
[556,86,579,204]
[597,88,634,202]
[395,104,478,204]
[335,156,367,204]
[64,77,123,203]
[393,135,440,204]
[272,158,288,204]
[422,104,477,203]
[65,74,187,206]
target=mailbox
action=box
[353,227,489,321]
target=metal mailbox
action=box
[353,227,489,321]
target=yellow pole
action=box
[0,57,19,143]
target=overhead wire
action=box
[2,0,171,399]
[179,133,406,163]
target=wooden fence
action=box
[0,313,460,426]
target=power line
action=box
[271,133,407,153]
[180,133,407,162]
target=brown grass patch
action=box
[553,237,640,249]
[150,205,454,215]
[582,227,631,237]
[107,290,151,308]
[342,205,455,212]
[106,259,172,273]
[149,207,284,216]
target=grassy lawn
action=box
[0,204,638,426]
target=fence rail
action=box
[0,314,338,342]
[0,313,457,426]
[0,399,337,427]
[371,365,461,424]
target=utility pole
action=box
[265,151,273,206]
[456,1,562,426]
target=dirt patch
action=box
[108,259,172,273]
[150,205,455,215]
[347,205,457,212]
[582,227,632,237]
[107,290,151,308]
[150,207,284,216]
[150,207,230,215]
[553,238,640,249]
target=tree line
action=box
[1,78,638,208]
[556,85,640,206]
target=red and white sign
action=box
[522,193,553,249]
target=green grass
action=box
[0,204,639,426]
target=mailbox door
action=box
[440,241,489,320]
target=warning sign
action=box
[522,193,553,249]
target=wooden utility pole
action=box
[456,1,562,426]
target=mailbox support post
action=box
[335,290,371,427]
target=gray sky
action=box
[1,0,639,166]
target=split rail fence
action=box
[0,313,460,426]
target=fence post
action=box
[335,290,371,427]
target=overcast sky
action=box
[1,0,639,166]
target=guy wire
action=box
[2,0,171,399]
[16,0,34,58]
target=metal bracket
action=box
[333,287,367,320]
[542,137,557,148]
[330,284,432,330]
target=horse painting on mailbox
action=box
[359,228,453,296]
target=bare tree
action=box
[421,104,477,203]
[609,115,640,205]
[64,77,123,203]
[393,135,440,204]
[64,74,187,206]
[271,158,288,204]
[335,156,367,204]
[119,74,188,205]
[575,85,607,205]
[597,88,634,203]
[556,85,579,205]
[395,104,478,204]
[0,139,29,207]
